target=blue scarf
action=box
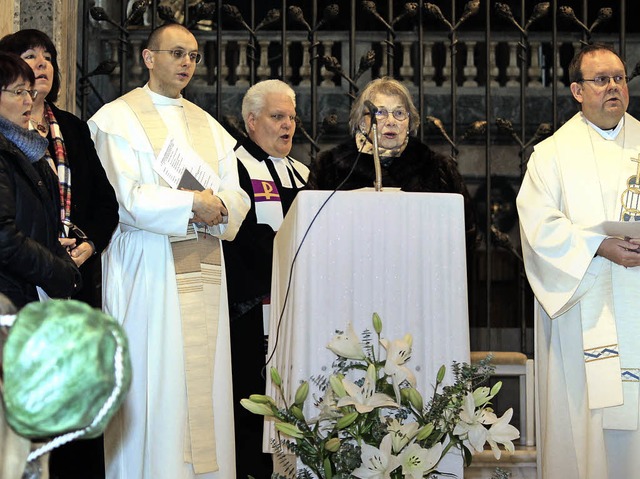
[0,114,48,163]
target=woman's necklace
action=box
[30,115,49,134]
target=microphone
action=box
[363,100,382,191]
[364,100,378,125]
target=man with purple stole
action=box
[222,79,308,479]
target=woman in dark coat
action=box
[308,77,476,250]
[0,29,119,309]
[0,30,119,479]
[0,52,81,308]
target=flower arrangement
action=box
[241,313,519,479]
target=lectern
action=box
[265,190,470,477]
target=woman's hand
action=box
[68,241,95,267]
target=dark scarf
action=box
[0,114,48,162]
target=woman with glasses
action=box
[0,29,119,479]
[308,76,476,248]
[0,30,118,310]
[0,52,81,308]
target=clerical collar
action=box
[143,83,183,106]
[583,113,624,140]
[242,137,288,162]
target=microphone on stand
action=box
[364,100,383,191]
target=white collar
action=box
[584,113,624,140]
[143,83,183,106]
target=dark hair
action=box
[146,23,193,50]
[0,29,61,103]
[0,52,35,91]
[568,43,625,84]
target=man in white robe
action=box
[517,44,640,478]
[88,23,250,479]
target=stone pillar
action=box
[11,0,77,113]
[0,1,20,36]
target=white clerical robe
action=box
[518,112,640,479]
[88,85,249,479]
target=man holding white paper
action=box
[88,23,249,479]
[518,43,640,478]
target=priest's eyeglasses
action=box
[374,108,410,121]
[578,75,628,87]
[1,88,38,100]
[149,49,202,64]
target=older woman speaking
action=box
[308,76,476,250]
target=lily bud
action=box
[416,423,435,441]
[240,398,274,416]
[372,312,383,334]
[407,387,424,411]
[275,422,304,439]
[291,405,305,422]
[324,437,341,452]
[436,364,446,383]
[294,381,309,406]
[270,367,282,387]
[491,381,503,397]
[336,411,359,429]
[249,394,275,405]
[329,375,347,398]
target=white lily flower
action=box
[387,418,419,453]
[452,392,494,453]
[486,408,520,459]
[380,334,416,403]
[308,387,341,423]
[337,364,397,413]
[398,441,443,479]
[352,434,401,479]
[327,322,366,360]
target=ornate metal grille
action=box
[78,0,637,353]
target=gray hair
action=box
[241,79,296,130]
[349,77,420,136]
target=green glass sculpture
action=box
[2,300,131,440]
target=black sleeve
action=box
[0,158,82,298]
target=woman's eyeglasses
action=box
[373,108,409,121]
[62,220,88,244]
[1,88,38,100]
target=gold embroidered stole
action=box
[121,88,220,472]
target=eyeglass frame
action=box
[148,49,202,64]
[368,108,410,122]
[0,88,38,100]
[61,219,88,244]
[577,75,629,87]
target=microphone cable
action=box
[262,120,376,375]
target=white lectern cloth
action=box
[265,190,470,477]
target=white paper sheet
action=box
[153,136,221,192]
